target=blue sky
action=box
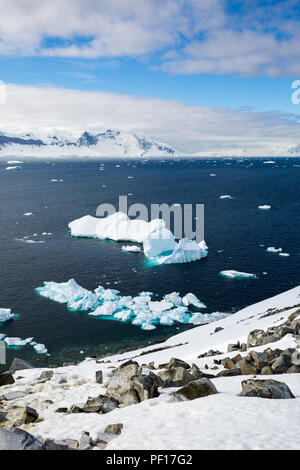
[1,0,300,154]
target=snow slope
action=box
[1,285,299,450]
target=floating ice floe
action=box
[219,270,258,279]
[266,247,282,253]
[263,161,275,164]
[35,279,227,331]
[219,195,233,199]
[69,212,208,265]
[5,166,22,170]
[0,308,15,323]
[258,205,271,210]
[24,212,33,216]
[279,252,290,257]
[121,245,142,253]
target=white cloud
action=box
[1,84,300,155]
[0,0,299,77]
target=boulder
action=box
[95,370,103,384]
[9,358,35,374]
[167,358,190,369]
[156,367,194,387]
[0,428,45,450]
[240,359,259,375]
[221,358,235,369]
[261,366,273,375]
[104,423,123,435]
[249,351,268,368]
[232,354,242,364]
[247,330,266,347]
[38,370,54,382]
[0,410,7,423]
[44,439,78,449]
[172,378,218,401]
[78,431,92,451]
[23,406,39,424]
[0,372,15,386]
[240,379,295,399]
[132,374,160,401]
[216,368,241,377]
[286,365,300,373]
[227,342,240,353]
[271,356,293,374]
[106,360,139,405]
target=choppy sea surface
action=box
[0,157,299,368]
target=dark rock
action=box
[221,358,235,369]
[55,407,68,413]
[38,370,54,382]
[0,372,15,386]
[240,359,259,375]
[81,396,105,413]
[227,342,240,353]
[271,356,293,374]
[167,357,190,369]
[261,366,273,375]
[104,423,123,435]
[157,367,194,387]
[0,410,7,423]
[232,354,242,364]
[240,343,247,352]
[286,365,300,373]
[214,327,224,333]
[216,368,241,377]
[240,379,295,399]
[44,439,78,450]
[23,406,39,424]
[62,362,75,367]
[0,428,45,450]
[172,378,218,401]
[9,358,34,374]
[132,374,160,401]
[249,351,268,368]
[247,330,266,347]
[95,370,103,384]
[100,395,120,414]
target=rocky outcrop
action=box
[240,379,295,399]
[172,378,218,401]
[9,358,35,374]
[247,313,300,347]
[0,428,46,450]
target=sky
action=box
[1,0,300,154]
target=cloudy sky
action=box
[0,0,300,154]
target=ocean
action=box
[0,157,299,369]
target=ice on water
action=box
[68,212,208,265]
[36,279,228,331]
[219,270,258,279]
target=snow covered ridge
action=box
[0,129,176,157]
[0,286,299,450]
[68,212,208,265]
[35,279,227,331]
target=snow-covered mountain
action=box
[0,129,176,157]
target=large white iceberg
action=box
[36,279,228,331]
[68,212,208,265]
[219,270,258,279]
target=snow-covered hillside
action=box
[0,285,299,450]
[0,129,176,157]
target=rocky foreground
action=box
[0,286,299,450]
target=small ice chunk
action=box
[4,337,33,347]
[182,293,206,309]
[219,195,233,199]
[89,301,118,316]
[0,308,15,322]
[279,252,290,257]
[149,301,173,313]
[34,343,48,354]
[258,205,271,210]
[6,166,22,170]
[24,212,33,216]
[122,245,142,253]
[266,247,282,253]
[219,270,258,279]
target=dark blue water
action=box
[0,157,299,369]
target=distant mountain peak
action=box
[0,129,177,157]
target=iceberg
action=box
[219,270,258,279]
[258,205,271,210]
[36,279,219,331]
[69,212,208,265]
[0,308,15,323]
[151,239,208,265]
